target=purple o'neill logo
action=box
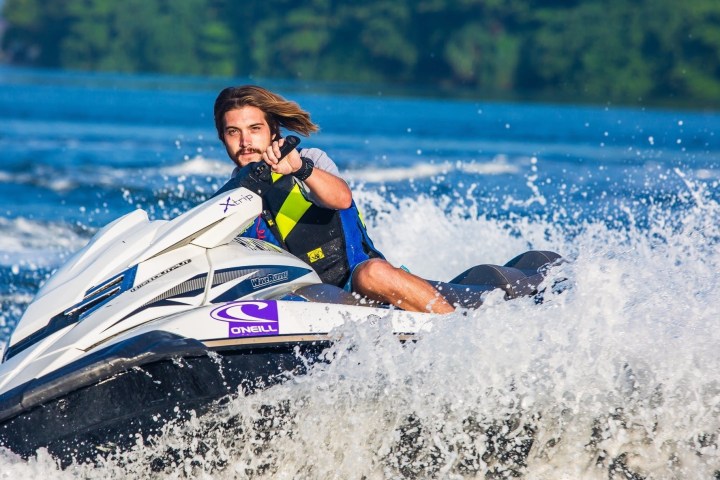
[210,301,279,338]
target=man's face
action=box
[221,106,273,167]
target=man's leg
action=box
[351,258,455,313]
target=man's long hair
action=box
[214,85,319,140]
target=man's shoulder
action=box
[299,147,331,163]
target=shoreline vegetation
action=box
[2,0,719,110]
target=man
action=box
[213,85,454,314]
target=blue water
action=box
[1,66,720,478]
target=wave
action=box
[0,161,718,478]
[0,217,88,267]
[0,156,231,193]
[344,155,521,184]
[158,156,233,177]
[0,155,523,196]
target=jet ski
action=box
[0,136,562,466]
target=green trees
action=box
[2,0,720,107]
[2,0,235,75]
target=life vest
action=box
[245,173,384,287]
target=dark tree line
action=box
[3,0,720,107]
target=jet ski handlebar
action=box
[211,135,301,198]
[249,135,301,183]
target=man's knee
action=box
[353,259,395,290]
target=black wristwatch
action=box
[292,157,314,181]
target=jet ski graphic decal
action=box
[210,300,280,338]
[210,265,313,303]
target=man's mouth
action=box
[237,147,262,156]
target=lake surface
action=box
[1,66,719,478]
